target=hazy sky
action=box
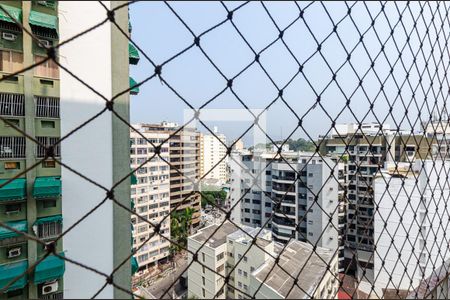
[129,1,448,146]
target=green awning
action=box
[33,176,61,199]
[34,253,65,284]
[131,256,138,274]
[34,215,62,226]
[29,10,58,31]
[131,172,137,185]
[129,42,140,65]
[0,260,28,292]
[0,178,26,202]
[130,77,139,95]
[0,220,27,240]
[0,4,22,24]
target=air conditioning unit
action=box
[8,247,21,258]
[42,281,58,295]
[2,32,17,41]
[38,39,51,48]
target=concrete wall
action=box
[59,1,130,298]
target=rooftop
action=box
[253,240,335,299]
[227,225,272,248]
[190,222,238,248]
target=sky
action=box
[129,1,448,146]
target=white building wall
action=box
[60,2,117,298]
[373,160,450,295]
[187,239,226,299]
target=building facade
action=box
[199,128,227,185]
[319,123,435,287]
[372,160,450,297]
[132,122,201,230]
[187,222,339,299]
[130,126,171,270]
[0,1,63,299]
[229,150,339,252]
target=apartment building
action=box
[371,160,450,298]
[0,1,64,299]
[199,127,227,185]
[130,125,171,270]
[132,122,201,230]
[319,123,435,285]
[229,150,339,252]
[187,222,339,299]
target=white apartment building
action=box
[200,127,228,185]
[130,125,171,269]
[371,160,450,297]
[187,222,339,299]
[229,150,339,252]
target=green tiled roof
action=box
[34,215,62,226]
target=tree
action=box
[170,207,194,254]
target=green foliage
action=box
[170,207,194,253]
[201,190,227,208]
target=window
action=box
[202,252,205,262]
[0,93,24,116]
[228,252,233,257]
[238,282,242,288]
[216,264,225,273]
[36,136,60,157]
[43,199,57,208]
[0,136,25,158]
[42,160,56,168]
[238,294,243,299]
[216,252,225,261]
[5,204,21,214]
[308,232,313,236]
[265,202,271,207]
[202,266,205,273]
[202,277,205,285]
[250,266,255,272]
[243,256,247,262]
[238,269,242,275]
[37,221,62,239]
[244,284,248,291]
[40,120,55,128]
[0,50,23,73]
[202,288,206,298]
[4,161,20,169]
[243,271,248,277]
[34,55,59,79]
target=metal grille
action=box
[35,96,60,118]
[0,92,24,116]
[0,1,450,299]
[0,136,25,159]
[36,136,60,158]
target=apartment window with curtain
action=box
[34,55,59,79]
[0,50,23,73]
